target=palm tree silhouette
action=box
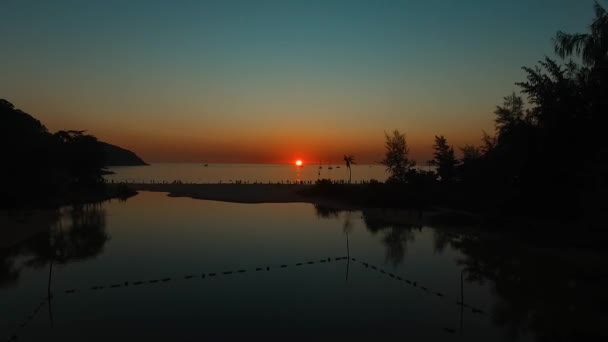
[343,154,355,183]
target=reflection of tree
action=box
[313,204,341,219]
[314,205,420,266]
[380,227,416,266]
[315,204,607,340]
[448,234,607,341]
[361,211,418,266]
[0,253,19,288]
[27,203,109,267]
[0,203,109,286]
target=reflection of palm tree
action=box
[343,155,355,183]
[342,211,354,235]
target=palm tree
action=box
[554,2,608,68]
[343,154,355,183]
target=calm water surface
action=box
[2,192,594,341]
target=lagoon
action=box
[2,192,601,341]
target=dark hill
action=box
[100,142,148,166]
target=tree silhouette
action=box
[554,2,608,68]
[1,99,109,208]
[343,154,355,183]
[431,135,457,184]
[381,130,415,183]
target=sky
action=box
[0,0,597,164]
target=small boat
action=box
[328,166,333,170]
[204,164,208,167]
[336,166,341,168]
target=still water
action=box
[1,192,599,341]
[106,163,392,184]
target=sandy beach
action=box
[130,183,317,204]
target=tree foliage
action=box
[431,135,457,183]
[381,130,415,183]
[1,100,107,208]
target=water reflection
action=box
[315,204,422,266]
[447,233,606,341]
[0,203,109,287]
[1,198,605,341]
[314,205,608,341]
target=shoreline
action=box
[128,183,608,251]
[130,183,314,204]
[128,182,482,226]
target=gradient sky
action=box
[0,0,596,163]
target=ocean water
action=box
[105,163,394,184]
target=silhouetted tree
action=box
[343,154,355,183]
[494,93,528,141]
[381,130,415,183]
[554,2,608,69]
[431,135,457,183]
[54,130,105,187]
[460,145,482,162]
[1,100,109,208]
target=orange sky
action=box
[27,101,492,164]
[2,1,589,164]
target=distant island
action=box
[100,142,148,166]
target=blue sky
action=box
[0,0,597,162]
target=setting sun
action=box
[295,160,303,166]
